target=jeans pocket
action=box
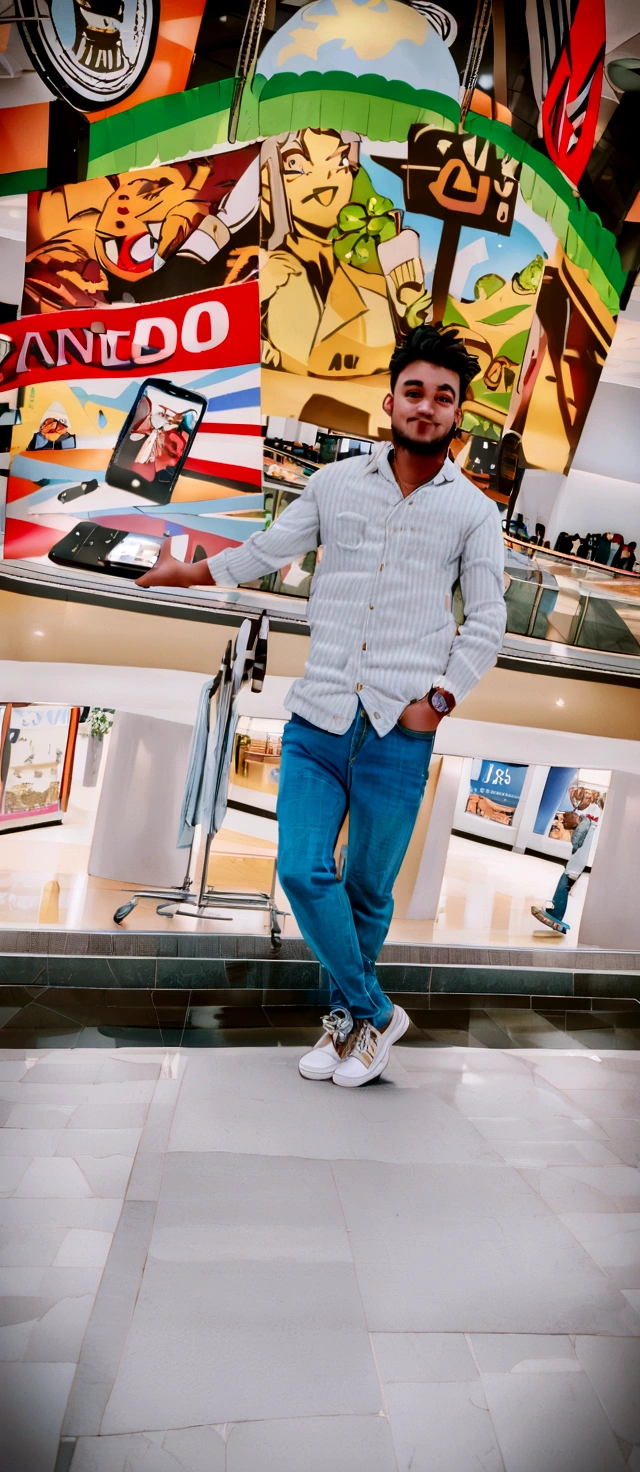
[395,722,436,743]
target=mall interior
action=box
[1,2,640,1469]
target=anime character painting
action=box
[23,145,260,314]
[260,126,432,435]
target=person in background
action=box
[531,793,603,934]
[576,534,591,560]
[594,532,613,564]
[613,540,637,572]
[136,324,506,1088]
[609,533,624,564]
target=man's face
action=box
[383,361,462,449]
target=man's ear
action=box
[454,405,462,428]
[383,390,393,418]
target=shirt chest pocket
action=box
[335,512,367,551]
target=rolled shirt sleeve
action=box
[207,476,321,587]
[434,501,507,705]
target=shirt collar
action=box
[368,442,457,491]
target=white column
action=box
[577,771,640,949]
[406,756,464,920]
[89,712,193,887]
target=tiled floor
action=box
[0,1014,639,1470]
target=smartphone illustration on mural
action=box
[105,378,207,504]
[48,522,164,579]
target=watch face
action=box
[432,691,449,713]
[18,0,159,113]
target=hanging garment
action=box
[177,674,217,851]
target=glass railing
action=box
[504,538,640,660]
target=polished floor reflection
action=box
[0,987,638,1051]
[0,1037,639,1471]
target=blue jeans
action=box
[548,870,573,921]
[276,708,435,1028]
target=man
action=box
[531,793,603,934]
[137,325,507,1087]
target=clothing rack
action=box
[113,613,284,948]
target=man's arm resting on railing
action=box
[136,478,322,590]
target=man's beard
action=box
[392,423,456,457]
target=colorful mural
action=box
[0,0,637,583]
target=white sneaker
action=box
[298,1008,354,1081]
[332,1005,410,1088]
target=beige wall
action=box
[0,589,308,680]
[2,588,640,739]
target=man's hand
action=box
[135,539,216,590]
[398,688,454,732]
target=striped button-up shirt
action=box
[207,444,506,737]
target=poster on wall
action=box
[0,705,73,832]
[465,759,528,827]
[0,285,263,577]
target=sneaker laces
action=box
[351,1019,379,1068]
[321,1007,353,1045]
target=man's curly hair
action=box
[389,324,480,402]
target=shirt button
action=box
[362,642,367,650]
[356,682,363,691]
[379,562,384,571]
[374,712,380,719]
[369,604,374,611]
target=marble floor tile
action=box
[0,1361,76,1472]
[13,1158,95,1198]
[71,1157,134,1199]
[560,1213,640,1287]
[0,1198,123,1230]
[598,1121,640,1167]
[23,1293,95,1363]
[70,1427,226,1471]
[529,1057,640,1092]
[225,1414,397,1472]
[0,1315,38,1359]
[481,1369,627,1471]
[333,1161,639,1333]
[553,1088,640,1121]
[0,1223,69,1266]
[63,1202,155,1438]
[53,1229,113,1269]
[6,1103,76,1129]
[0,1155,32,1194]
[520,1165,640,1213]
[385,1380,504,1472]
[470,1334,579,1373]
[372,1331,478,1383]
[575,1337,640,1443]
[153,1152,352,1263]
[168,1051,500,1164]
[422,1073,589,1121]
[55,1131,142,1159]
[101,1259,382,1431]
[0,1128,66,1156]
